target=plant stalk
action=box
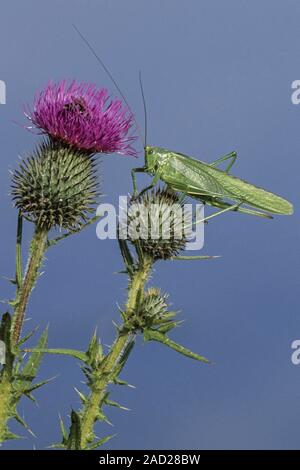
[79,255,153,449]
[11,226,48,347]
[0,370,12,442]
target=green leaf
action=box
[86,434,115,450]
[104,398,130,411]
[17,327,39,347]
[15,211,23,291]
[118,238,135,275]
[24,347,88,363]
[118,337,135,372]
[67,410,82,450]
[97,409,112,425]
[21,326,48,379]
[48,443,66,449]
[113,377,136,388]
[3,431,21,441]
[86,331,102,364]
[47,215,100,248]
[171,255,220,261]
[14,413,36,437]
[144,329,210,364]
[59,414,68,444]
[74,387,88,404]
[157,321,181,334]
[23,377,54,395]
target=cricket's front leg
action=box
[131,167,145,196]
[134,172,161,199]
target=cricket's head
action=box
[145,146,159,173]
[145,146,164,173]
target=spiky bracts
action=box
[11,140,99,231]
[25,80,137,156]
[127,188,191,261]
[122,287,177,332]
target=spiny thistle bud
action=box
[11,140,99,231]
[127,188,192,261]
[139,288,169,323]
[126,288,177,332]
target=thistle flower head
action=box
[11,140,99,231]
[127,188,192,261]
[25,80,137,156]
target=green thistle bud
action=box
[11,140,99,231]
[140,287,168,322]
[126,288,169,330]
[127,188,191,261]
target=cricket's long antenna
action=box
[139,70,147,149]
[72,24,145,146]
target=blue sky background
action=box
[0,0,299,450]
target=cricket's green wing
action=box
[157,150,293,215]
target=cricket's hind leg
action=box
[201,196,273,219]
[209,151,237,173]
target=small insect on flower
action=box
[25,80,137,156]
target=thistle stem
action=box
[79,256,153,449]
[11,227,48,346]
[0,371,12,442]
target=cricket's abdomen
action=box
[204,164,293,215]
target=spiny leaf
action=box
[48,443,66,449]
[23,347,88,363]
[17,327,39,347]
[172,255,220,261]
[14,413,28,429]
[118,337,135,372]
[21,326,48,378]
[86,434,115,450]
[23,377,54,395]
[3,431,21,441]
[104,398,130,411]
[47,215,100,248]
[15,211,23,291]
[113,377,136,388]
[14,413,36,437]
[154,312,177,324]
[144,329,210,364]
[59,414,68,444]
[74,387,88,404]
[96,410,112,425]
[118,238,135,275]
[86,331,102,364]
[67,410,82,450]
[157,321,182,334]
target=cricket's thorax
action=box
[145,146,171,174]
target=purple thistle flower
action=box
[25,80,138,156]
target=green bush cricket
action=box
[74,25,293,221]
[131,145,293,219]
